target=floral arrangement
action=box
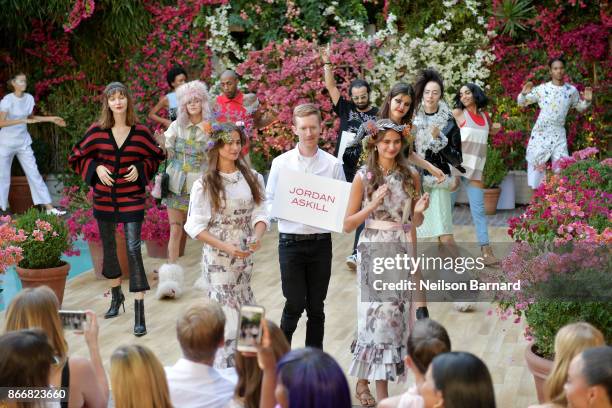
[494,147,612,358]
[141,187,170,246]
[60,185,124,244]
[0,216,26,274]
[13,209,77,269]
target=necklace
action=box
[220,170,241,184]
[378,163,397,176]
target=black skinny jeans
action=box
[97,220,149,293]
[279,235,332,349]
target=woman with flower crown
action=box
[344,117,431,406]
[184,122,269,368]
[157,80,213,296]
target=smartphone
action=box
[240,237,248,251]
[59,310,88,332]
[236,305,265,353]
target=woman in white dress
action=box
[184,122,269,369]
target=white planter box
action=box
[497,173,515,209]
[511,170,533,204]
[44,174,65,206]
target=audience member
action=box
[165,301,235,408]
[564,346,612,408]
[4,286,108,408]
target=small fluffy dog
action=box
[155,264,184,299]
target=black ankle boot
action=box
[104,285,125,319]
[134,299,147,337]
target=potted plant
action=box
[482,147,508,214]
[60,185,130,279]
[142,195,170,259]
[495,148,612,402]
[13,208,78,305]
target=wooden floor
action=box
[2,225,538,407]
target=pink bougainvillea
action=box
[237,37,373,158]
[63,0,96,33]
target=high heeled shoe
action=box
[134,299,147,337]
[104,285,125,319]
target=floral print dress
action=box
[184,170,269,369]
[164,121,211,211]
[348,167,416,382]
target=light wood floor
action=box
[2,225,537,407]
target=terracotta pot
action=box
[8,176,35,214]
[87,232,131,280]
[145,240,169,259]
[16,262,70,306]
[524,343,554,403]
[483,187,501,215]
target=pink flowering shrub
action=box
[236,37,373,160]
[125,0,223,122]
[63,0,96,33]
[487,1,610,155]
[141,188,170,246]
[495,148,612,357]
[61,186,124,244]
[14,208,77,269]
[0,216,26,273]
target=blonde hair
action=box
[545,322,605,405]
[176,301,225,362]
[176,80,212,127]
[110,344,172,408]
[4,286,68,364]
[233,321,290,408]
[292,103,321,124]
[98,82,137,129]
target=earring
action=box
[375,146,378,151]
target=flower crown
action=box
[205,122,245,152]
[358,119,414,162]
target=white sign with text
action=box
[271,169,352,233]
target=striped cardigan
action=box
[69,124,165,223]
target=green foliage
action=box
[249,151,270,176]
[483,147,508,188]
[526,301,612,358]
[15,208,71,269]
[490,0,535,38]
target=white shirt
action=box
[184,170,270,239]
[165,358,235,408]
[0,92,35,149]
[265,146,345,234]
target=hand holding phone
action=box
[236,305,265,353]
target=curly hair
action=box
[176,80,212,127]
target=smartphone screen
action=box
[59,310,87,332]
[236,305,265,353]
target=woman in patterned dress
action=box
[344,119,431,406]
[162,80,212,270]
[184,122,268,368]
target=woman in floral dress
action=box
[344,119,430,406]
[184,122,268,368]
[163,80,212,268]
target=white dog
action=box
[155,264,185,299]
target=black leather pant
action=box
[97,220,150,293]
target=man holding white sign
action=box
[266,103,346,349]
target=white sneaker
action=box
[346,254,357,271]
[46,207,66,216]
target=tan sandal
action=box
[355,380,376,407]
